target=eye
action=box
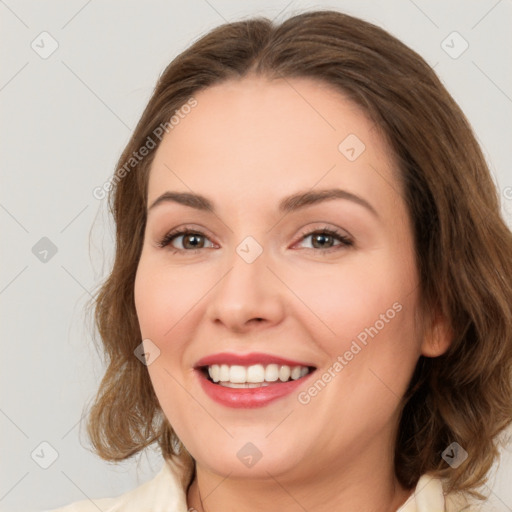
[156,225,353,254]
[157,227,215,252]
[295,227,353,253]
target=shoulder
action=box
[44,459,189,512]
[397,473,484,512]
[42,496,118,512]
[397,474,446,511]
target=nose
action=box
[204,245,286,333]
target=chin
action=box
[183,433,307,478]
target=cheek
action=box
[134,258,201,343]
[287,251,420,392]
[284,253,415,341]
[134,263,200,428]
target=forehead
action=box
[147,75,401,216]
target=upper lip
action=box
[194,352,316,368]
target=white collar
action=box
[59,458,471,511]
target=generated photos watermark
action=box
[92,96,198,200]
[298,301,403,405]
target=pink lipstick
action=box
[194,352,316,408]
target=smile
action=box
[205,363,312,387]
[194,352,317,408]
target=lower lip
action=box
[196,369,314,408]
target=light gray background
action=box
[1,1,511,511]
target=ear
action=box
[420,309,453,358]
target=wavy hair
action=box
[85,9,512,501]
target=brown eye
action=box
[297,228,353,252]
[310,232,336,249]
[157,229,214,251]
[180,233,206,249]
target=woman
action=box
[50,9,512,512]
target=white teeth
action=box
[206,363,311,385]
[290,366,302,380]
[229,365,246,383]
[220,381,270,388]
[219,364,230,382]
[246,364,265,383]
[209,365,220,382]
[279,365,291,382]
[265,364,279,382]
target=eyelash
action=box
[156,225,353,254]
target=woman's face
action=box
[134,76,432,481]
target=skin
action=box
[134,75,451,512]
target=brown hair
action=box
[85,9,512,501]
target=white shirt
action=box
[45,458,474,511]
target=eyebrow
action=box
[148,188,378,218]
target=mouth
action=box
[200,363,316,388]
[193,352,317,408]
